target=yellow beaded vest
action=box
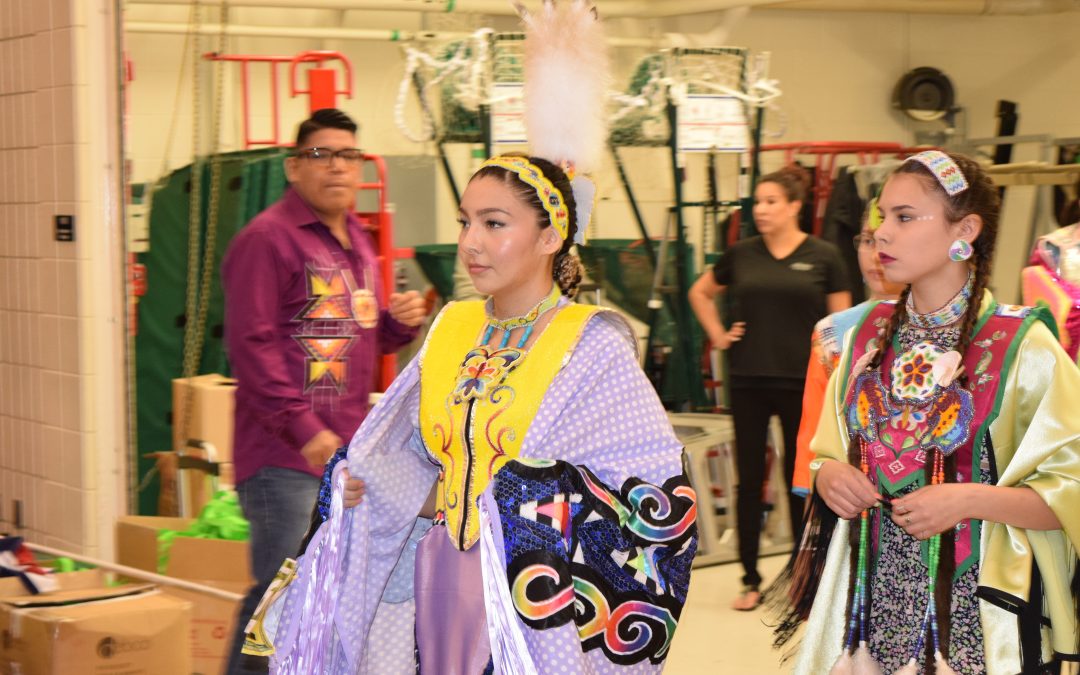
[419,300,601,551]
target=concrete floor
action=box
[665,555,793,674]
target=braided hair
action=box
[853,152,1000,663]
[471,155,584,298]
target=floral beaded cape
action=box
[256,300,697,674]
[794,292,1080,675]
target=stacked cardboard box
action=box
[0,570,191,674]
[170,374,238,514]
[116,516,252,675]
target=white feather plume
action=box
[518,0,610,173]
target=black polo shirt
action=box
[712,235,848,387]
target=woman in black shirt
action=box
[688,165,850,610]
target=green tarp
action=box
[134,148,289,515]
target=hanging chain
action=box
[177,0,228,469]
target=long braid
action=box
[932,248,991,665]
[839,289,913,657]
[954,242,995,380]
[868,285,911,371]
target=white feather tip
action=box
[521,0,610,172]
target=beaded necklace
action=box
[905,271,973,329]
[898,271,974,353]
[481,285,562,349]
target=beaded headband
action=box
[904,150,969,196]
[481,155,582,244]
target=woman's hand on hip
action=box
[713,322,746,350]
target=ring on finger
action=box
[904,516,911,525]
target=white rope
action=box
[671,76,783,107]
[393,28,493,143]
[394,36,785,144]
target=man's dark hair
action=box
[295,108,358,148]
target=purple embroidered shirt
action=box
[222,188,418,485]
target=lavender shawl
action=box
[264,310,691,673]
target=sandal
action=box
[731,585,762,611]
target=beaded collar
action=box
[905,271,974,330]
[482,285,562,349]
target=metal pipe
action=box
[126,21,471,41]
[609,143,656,267]
[128,0,512,11]
[24,542,246,602]
[124,21,663,47]
[125,0,1080,13]
[126,0,792,17]
[763,0,1080,13]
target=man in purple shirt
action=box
[221,108,424,673]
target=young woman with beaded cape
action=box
[242,2,697,673]
[773,152,1079,674]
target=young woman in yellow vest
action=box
[250,153,697,673]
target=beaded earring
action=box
[948,239,973,262]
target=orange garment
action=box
[792,342,834,495]
[792,301,882,495]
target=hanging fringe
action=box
[933,650,958,674]
[764,490,838,651]
[829,649,854,675]
[852,641,883,674]
[1073,559,1079,623]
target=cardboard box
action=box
[0,570,191,675]
[171,374,237,465]
[171,374,238,513]
[116,516,252,675]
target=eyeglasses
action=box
[293,147,364,166]
[853,234,877,250]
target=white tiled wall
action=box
[0,0,125,559]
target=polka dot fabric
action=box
[490,314,690,673]
[264,308,693,674]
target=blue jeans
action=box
[225,466,321,674]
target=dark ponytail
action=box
[759,164,811,204]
